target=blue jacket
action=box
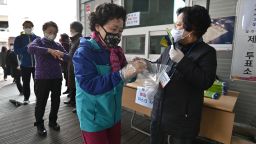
[14,32,39,67]
[73,37,125,132]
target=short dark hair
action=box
[42,21,58,32]
[89,3,126,31]
[60,33,70,42]
[1,46,7,52]
[177,5,211,38]
[22,21,34,27]
[70,21,83,33]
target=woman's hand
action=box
[169,45,184,63]
[48,48,64,60]
[120,59,147,80]
[131,59,147,73]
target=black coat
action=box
[152,40,217,139]
[6,50,21,77]
[68,34,82,89]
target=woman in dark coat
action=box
[1,46,8,80]
[6,48,23,94]
[150,5,217,144]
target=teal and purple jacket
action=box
[73,36,126,132]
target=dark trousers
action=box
[14,74,23,93]
[34,78,62,125]
[68,64,76,104]
[150,119,194,144]
[21,66,35,100]
[2,67,7,79]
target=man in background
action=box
[63,21,83,113]
[14,21,39,104]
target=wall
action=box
[208,0,256,124]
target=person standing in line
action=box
[14,21,39,104]
[0,46,8,80]
[59,33,70,95]
[6,44,23,95]
[63,21,83,113]
[28,21,69,136]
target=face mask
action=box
[171,28,192,43]
[10,45,14,50]
[102,27,121,47]
[70,32,78,37]
[44,33,56,41]
[24,28,32,35]
[171,28,184,42]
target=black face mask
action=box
[101,27,121,48]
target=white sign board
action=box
[135,87,153,109]
[126,12,140,27]
[231,0,256,81]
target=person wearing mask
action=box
[14,21,38,104]
[149,5,217,144]
[59,33,70,95]
[63,21,83,113]
[73,3,146,144]
[0,46,8,80]
[28,21,69,136]
[6,44,23,95]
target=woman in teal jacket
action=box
[73,3,146,144]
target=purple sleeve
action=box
[27,38,48,55]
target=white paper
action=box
[126,12,140,27]
[135,86,153,109]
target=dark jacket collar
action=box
[70,33,82,42]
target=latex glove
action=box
[120,60,147,80]
[132,59,147,73]
[169,45,184,63]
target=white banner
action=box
[231,0,256,81]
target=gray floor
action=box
[0,102,150,144]
[0,72,150,144]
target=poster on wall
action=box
[85,4,91,14]
[231,0,256,82]
[126,12,140,27]
[203,16,236,50]
[204,16,235,44]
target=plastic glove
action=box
[132,59,147,73]
[169,45,184,63]
[120,60,147,81]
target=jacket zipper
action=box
[28,36,34,67]
[31,55,34,67]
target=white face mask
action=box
[171,28,184,42]
[44,33,56,41]
[70,32,78,37]
[24,28,32,35]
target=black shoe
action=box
[72,108,76,113]
[35,123,47,136]
[48,122,60,131]
[64,100,71,105]
[62,89,69,94]
[23,100,30,105]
